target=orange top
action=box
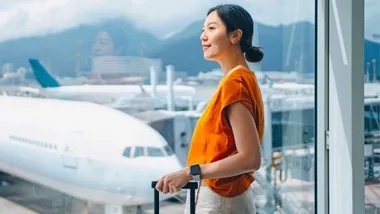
[186,65,265,197]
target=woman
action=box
[155,4,265,214]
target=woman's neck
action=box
[218,50,249,76]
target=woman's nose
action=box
[200,32,208,41]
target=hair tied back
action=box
[245,45,264,63]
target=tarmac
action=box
[0,176,185,214]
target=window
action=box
[147,147,165,157]
[164,145,174,156]
[133,146,144,158]
[364,1,380,211]
[3,1,320,212]
[9,135,57,150]
[123,147,131,157]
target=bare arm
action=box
[187,101,262,180]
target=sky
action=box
[0,0,378,42]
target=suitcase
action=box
[151,181,198,214]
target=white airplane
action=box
[260,82,314,91]
[25,59,197,108]
[0,95,183,214]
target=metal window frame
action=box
[316,0,330,213]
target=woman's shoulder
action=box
[223,66,258,88]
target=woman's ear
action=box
[230,29,243,44]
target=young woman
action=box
[155,4,265,214]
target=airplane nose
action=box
[154,155,183,179]
[172,155,185,171]
[150,155,185,199]
[165,155,184,173]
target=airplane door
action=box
[62,132,82,169]
[173,115,194,166]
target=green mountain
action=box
[0,17,378,79]
[0,18,160,77]
[146,19,219,75]
[147,20,316,76]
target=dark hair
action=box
[207,4,264,63]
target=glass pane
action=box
[133,146,145,158]
[0,1,316,213]
[123,147,131,157]
[147,147,165,157]
[364,1,380,212]
[164,145,175,156]
[250,3,316,214]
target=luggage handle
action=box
[151,181,198,214]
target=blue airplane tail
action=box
[28,59,60,88]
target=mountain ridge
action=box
[0,18,378,78]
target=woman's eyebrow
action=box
[203,22,218,27]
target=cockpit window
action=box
[164,145,174,156]
[133,146,144,158]
[147,147,165,157]
[123,147,131,157]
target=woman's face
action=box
[92,31,114,56]
[200,11,235,61]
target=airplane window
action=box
[123,147,131,157]
[133,146,144,158]
[147,147,165,157]
[164,145,174,156]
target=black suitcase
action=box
[151,181,198,214]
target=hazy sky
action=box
[0,0,378,42]
[0,0,315,42]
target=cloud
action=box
[0,0,32,12]
[6,0,380,43]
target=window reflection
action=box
[364,1,380,212]
[0,0,321,213]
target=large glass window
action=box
[252,3,316,214]
[364,1,380,212]
[0,1,317,213]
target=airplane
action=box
[0,95,183,214]
[25,59,197,108]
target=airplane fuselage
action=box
[0,96,182,206]
[40,84,197,106]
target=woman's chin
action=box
[203,54,216,61]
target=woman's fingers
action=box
[156,174,182,194]
[169,184,179,194]
[156,177,171,194]
[162,180,169,194]
[155,178,163,192]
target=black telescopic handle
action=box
[151,181,198,214]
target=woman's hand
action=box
[155,168,192,194]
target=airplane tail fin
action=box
[28,59,60,88]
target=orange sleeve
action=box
[219,77,254,128]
